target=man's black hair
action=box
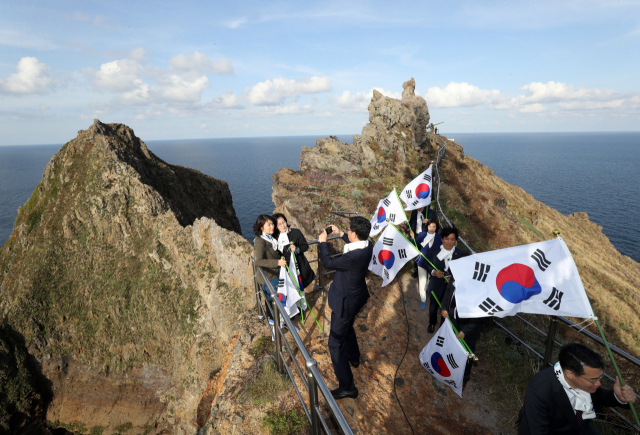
[559,343,604,375]
[440,226,459,240]
[349,216,371,241]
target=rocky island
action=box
[1,79,639,434]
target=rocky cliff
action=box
[267,78,640,433]
[0,120,254,434]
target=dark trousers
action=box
[428,282,446,326]
[329,311,361,391]
[463,334,478,383]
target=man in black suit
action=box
[518,343,636,435]
[425,226,469,333]
[318,217,373,400]
[408,206,437,278]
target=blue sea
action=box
[1,132,638,262]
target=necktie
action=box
[576,410,584,428]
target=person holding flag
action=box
[517,343,636,435]
[425,227,470,333]
[273,213,316,289]
[318,217,373,400]
[411,218,442,310]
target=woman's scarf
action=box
[554,362,596,419]
[420,232,436,248]
[343,240,369,254]
[261,233,278,251]
[277,228,291,253]
[437,244,455,271]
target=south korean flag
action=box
[277,257,304,318]
[369,224,420,287]
[450,237,595,319]
[399,165,432,211]
[419,320,469,397]
[369,188,407,237]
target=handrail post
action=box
[543,316,559,368]
[307,359,320,435]
[272,298,284,373]
[251,258,263,319]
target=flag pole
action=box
[285,263,324,334]
[389,223,476,360]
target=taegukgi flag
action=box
[288,253,308,312]
[419,320,469,398]
[369,189,407,237]
[277,255,305,318]
[369,224,420,287]
[399,166,432,211]
[450,237,595,319]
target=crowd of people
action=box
[252,211,636,434]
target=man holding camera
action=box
[318,216,373,400]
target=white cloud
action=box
[247,76,331,105]
[244,103,316,117]
[168,52,233,75]
[519,103,546,113]
[86,59,144,92]
[211,89,243,109]
[0,57,53,94]
[425,82,502,108]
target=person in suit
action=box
[410,218,442,310]
[253,214,286,321]
[441,280,482,389]
[408,206,436,278]
[424,226,469,333]
[318,216,373,400]
[518,343,636,435]
[272,213,316,289]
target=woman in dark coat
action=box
[253,214,286,320]
[410,218,442,311]
[272,213,316,289]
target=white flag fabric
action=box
[450,237,595,319]
[399,166,433,211]
[419,320,469,397]
[368,224,420,286]
[277,255,305,318]
[289,254,307,312]
[369,189,407,237]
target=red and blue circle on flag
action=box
[377,206,386,223]
[430,352,451,377]
[496,263,542,304]
[378,250,395,269]
[415,183,430,199]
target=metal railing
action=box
[432,136,640,431]
[251,259,354,435]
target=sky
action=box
[1,0,639,145]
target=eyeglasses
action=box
[580,374,604,384]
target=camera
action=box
[325,226,333,235]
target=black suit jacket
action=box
[319,234,373,319]
[442,281,483,340]
[425,246,469,296]
[278,228,316,287]
[518,366,630,435]
[409,207,437,234]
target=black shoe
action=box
[349,359,360,368]
[331,388,358,400]
[427,324,435,334]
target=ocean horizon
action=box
[1,131,638,262]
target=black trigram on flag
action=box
[446,353,459,369]
[444,379,458,388]
[436,336,445,347]
[383,237,393,246]
[278,278,285,288]
[372,223,380,231]
[389,213,396,222]
[543,287,564,311]
[423,174,432,182]
[473,262,491,282]
[383,198,391,207]
[479,297,504,316]
[383,269,390,280]
[531,249,552,272]
[411,200,419,207]
[405,190,413,199]
[398,249,407,259]
[372,255,377,265]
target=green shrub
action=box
[263,408,308,435]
